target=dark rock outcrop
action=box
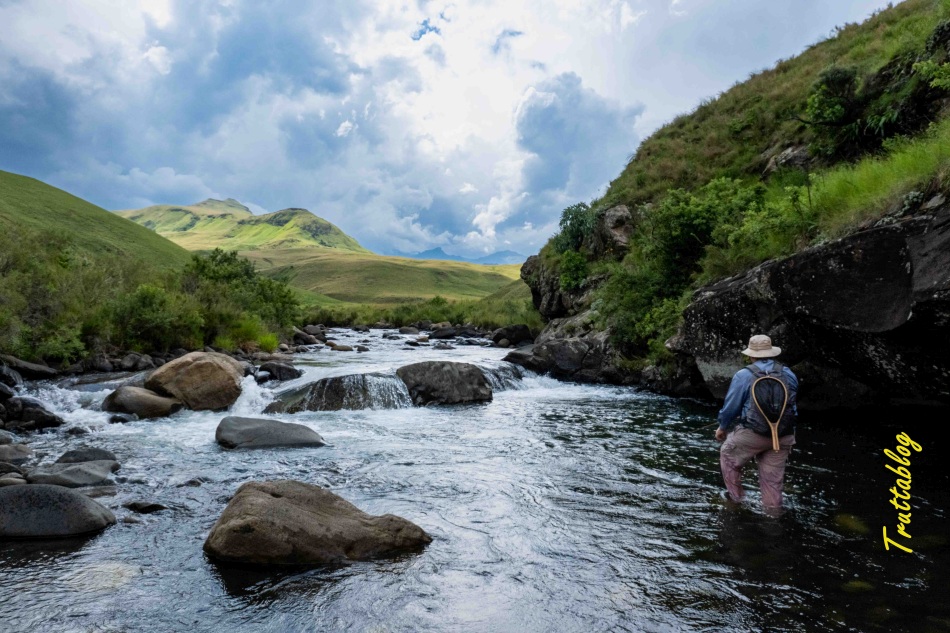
[582,204,635,261]
[144,352,243,411]
[671,204,950,409]
[396,361,492,405]
[0,365,23,389]
[2,396,65,432]
[215,416,326,449]
[203,480,431,565]
[0,484,116,537]
[257,362,303,382]
[491,324,534,347]
[101,386,183,419]
[0,355,58,380]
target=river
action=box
[1,328,948,633]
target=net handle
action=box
[751,376,789,452]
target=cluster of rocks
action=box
[1,346,450,566]
[1,363,65,432]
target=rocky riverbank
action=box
[508,194,950,411]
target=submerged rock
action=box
[203,480,432,565]
[265,373,411,413]
[26,460,120,487]
[56,447,118,464]
[0,444,33,465]
[215,416,326,449]
[145,352,243,411]
[102,386,183,419]
[0,484,116,537]
[396,361,492,406]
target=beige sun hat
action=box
[741,334,781,358]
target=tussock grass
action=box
[814,118,950,235]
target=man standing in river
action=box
[714,334,798,511]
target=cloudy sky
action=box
[0,0,894,257]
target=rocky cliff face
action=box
[506,206,643,386]
[513,195,950,410]
[670,193,950,409]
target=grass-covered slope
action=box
[603,0,950,208]
[118,200,368,253]
[247,248,521,305]
[0,170,191,269]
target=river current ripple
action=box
[1,329,947,632]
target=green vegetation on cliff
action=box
[539,0,950,368]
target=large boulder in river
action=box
[26,460,119,487]
[145,352,243,411]
[0,484,116,537]
[396,361,492,406]
[491,324,534,347]
[101,386,183,419]
[215,416,326,449]
[265,373,411,413]
[203,480,432,565]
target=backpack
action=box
[744,362,797,451]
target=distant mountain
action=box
[117,199,368,253]
[394,247,526,266]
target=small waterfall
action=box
[230,375,275,416]
[480,363,526,392]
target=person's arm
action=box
[783,366,799,414]
[716,369,750,440]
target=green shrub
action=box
[212,335,236,352]
[257,333,279,353]
[559,251,589,291]
[551,202,597,253]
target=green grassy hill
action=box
[603,0,950,208]
[247,248,521,305]
[118,200,368,253]
[120,198,524,306]
[0,170,191,269]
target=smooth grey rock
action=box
[0,462,23,475]
[203,480,431,565]
[0,474,28,487]
[0,444,32,464]
[0,484,116,537]
[56,447,118,464]
[215,416,326,450]
[101,386,182,419]
[0,430,16,445]
[2,397,65,432]
[26,460,119,487]
[396,361,492,406]
[123,501,168,514]
[264,373,410,413]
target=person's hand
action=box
[715,428,727,443]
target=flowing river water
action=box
[1,329,948,633]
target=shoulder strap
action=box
[745,363,764,377]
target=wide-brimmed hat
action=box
[741,334,781,358]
